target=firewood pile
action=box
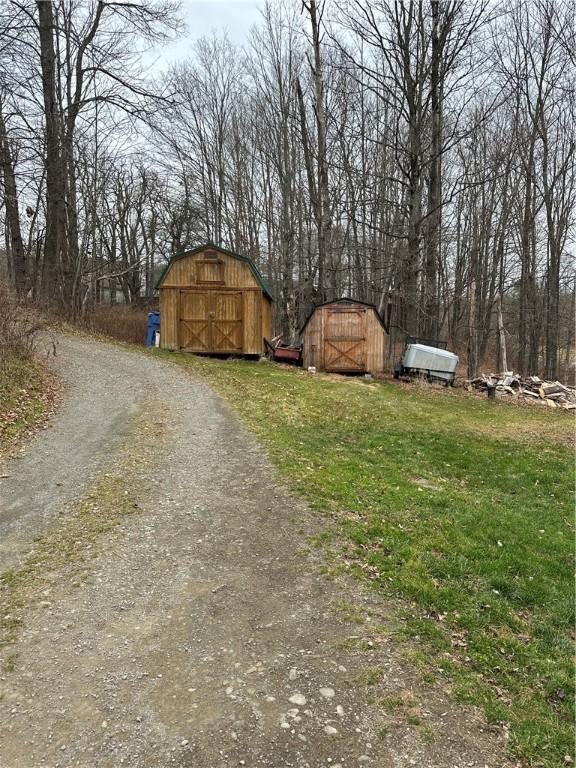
[468,373,576,411]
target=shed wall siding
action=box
[242,289,261,354]
[261,295,273,341]
[302,312,323,369]
[364,311,385,373]
[159,288,178,350]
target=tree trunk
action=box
[423,0,442,340]
[295,76,322,300]
[37,0,67,302]
[467,277,478,379]
[303,0,332,302]
[0,101,26,293]
[496,292,508,373]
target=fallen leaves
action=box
[0,354,62,459]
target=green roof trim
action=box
[155,242,274,301]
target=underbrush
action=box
[77,304,148,344]
[0,352,56,454]
[0,285,45,358]
[0,287,54,453]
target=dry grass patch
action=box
[0,286,57,456]
[77,304,149,344]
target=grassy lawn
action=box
[0,352,55,455]
[157,350,574,767]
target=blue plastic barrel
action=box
[146,312,160,346]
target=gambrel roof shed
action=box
[157,243,273,356]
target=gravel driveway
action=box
[0,336,511,768]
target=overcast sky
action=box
[160,0,265,64]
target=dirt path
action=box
[0,336,512,768]
[0,335,154,571]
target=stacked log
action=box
[467,373,576,411]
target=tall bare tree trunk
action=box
[0,98,26,293]
[468,277,478,379]
[37,0,66,302]
[405,118,423,336]
[303,0,332,301]
[496,292,508,373]
[295,76,321,296]
[423,0,441,340]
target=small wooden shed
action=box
[157,243,273,355]
[301,298,387,374]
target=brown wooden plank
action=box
[159,287,178,350]
[211,292,243,352]
[178,290,212,351]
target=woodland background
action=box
[0,0,574,378]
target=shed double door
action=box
[323,308,366,371]
[179,290,243,353]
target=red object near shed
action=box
[265,338,302,365]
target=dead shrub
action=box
[79,304,148,345]
[0,285,46,363]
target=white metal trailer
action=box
[394,343,459,384]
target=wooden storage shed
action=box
[157,243,273,355]
[301,298,387,374]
